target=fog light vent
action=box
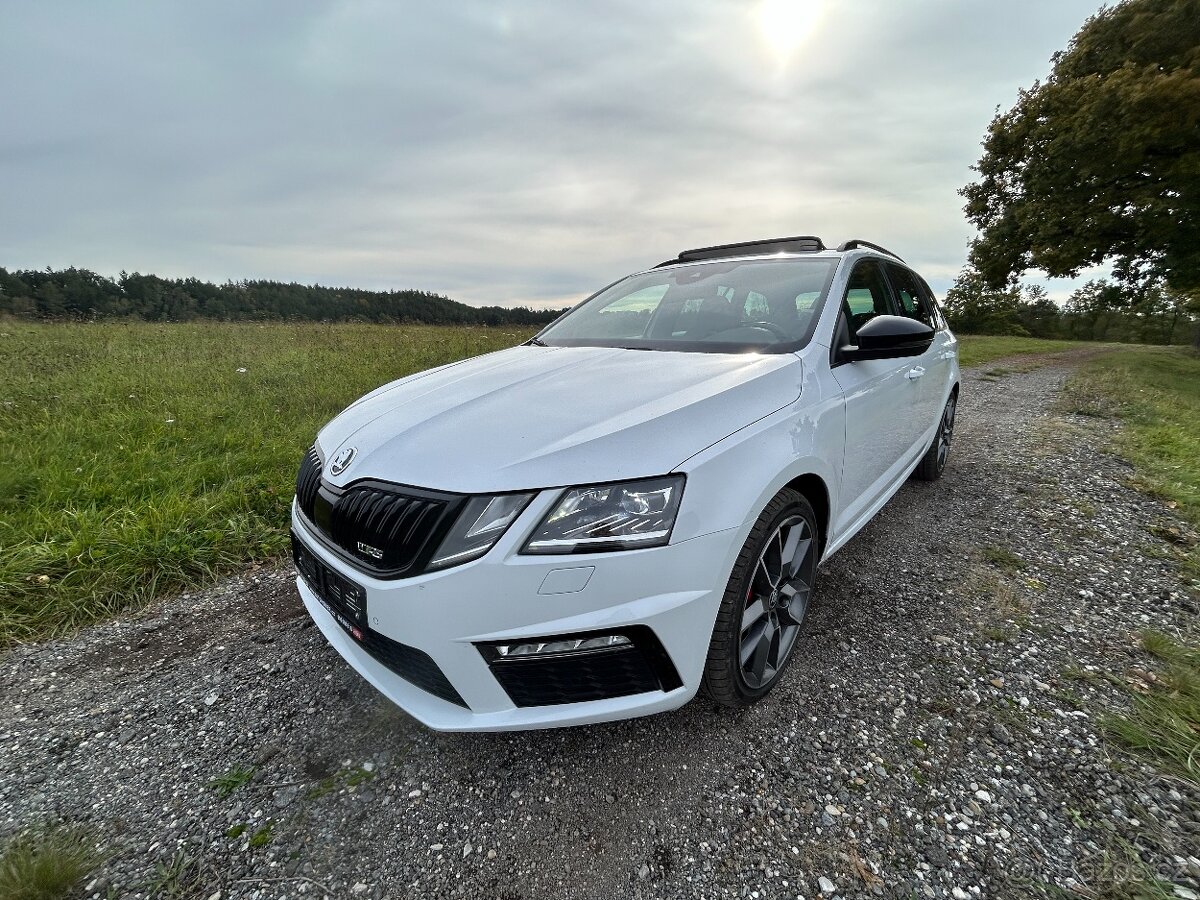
[477,626,683,707]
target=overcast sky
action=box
[1,1,1108,307]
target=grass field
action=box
[955,335,1087,368]
[0,323,531,644]
[1065,346,1200,582]
[0,324,1157,645]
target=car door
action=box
[884,263,945,436]
[828,258,918,532]
[919,274,959,404]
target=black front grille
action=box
[329,486,447,572]
[296,445,322,520]
[294,445,464,578]
[479,627,682,708]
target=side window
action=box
[886,265,935,328]
[918,277,946,330]
[840,259,894,342]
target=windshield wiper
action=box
[526,337,548,347]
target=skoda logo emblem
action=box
[330,446,357,476]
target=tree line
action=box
[0,266,565,327]
[943,265,1197,345]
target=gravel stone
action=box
[2,352,1198,899]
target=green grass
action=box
[0,323,1170,647]
[1061,346,1200,787]
[207,763,256,798]
[247,821,274,849]
[1065,346,1200,582]
[144,848,209,900]
[305,765,376,800]
[956,335,1087,368]
[0,826,106,900]
[982,545,1025,572]
[1103,630,1200,786]
[0,322,530,644]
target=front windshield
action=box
[537,257,838,353]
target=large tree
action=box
[962,0,1200,294]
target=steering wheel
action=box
[744,321,793,341]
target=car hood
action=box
[317,345,802,494]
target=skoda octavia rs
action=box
[291,236,959,731]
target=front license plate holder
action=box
[291,531,368,634]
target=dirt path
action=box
[2,354,1197,900]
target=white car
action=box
[291,237,960,731]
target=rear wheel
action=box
[701,488,819,707]
[913,389,957,481]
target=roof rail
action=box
[655,235,827,267]
[835,239,904,261]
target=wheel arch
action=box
[783,473,830,557]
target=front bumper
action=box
[292,500,742,731]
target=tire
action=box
[701,488,820,707]
[913,389,958,482]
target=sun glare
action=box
[757,0,821,64]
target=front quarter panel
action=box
[670,348,845,556]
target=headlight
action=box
[428,493,536,569]
[522,475,685,554]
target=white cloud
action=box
[0,0,1108,306]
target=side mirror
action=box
[840,315,934,362]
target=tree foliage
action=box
[962,0,1200,294]
[0,266,564,326]
[941,264,1197,344]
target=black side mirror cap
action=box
[840,314,934,362]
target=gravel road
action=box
[2,354,1198,900]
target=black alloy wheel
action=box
[914,389,958,481]
[702,488,820,705]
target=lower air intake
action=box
[477,626,681,707]
[357,630,468,709]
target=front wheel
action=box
[701,488,819,707]
[913,390,957,481]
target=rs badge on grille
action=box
[330,446,356,476]
[356,541,384,560]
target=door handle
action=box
[905,367,926,380]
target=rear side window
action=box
[918,277,947,330]
[886,264,935,328]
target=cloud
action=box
[0,0,1107,305]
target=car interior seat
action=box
[687,295,740,339]
[766,295,802,338]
